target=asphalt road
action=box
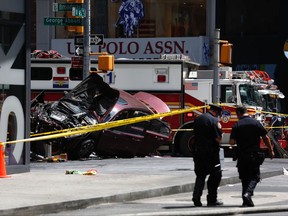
[1,157,287,216]
[39,168,288,216]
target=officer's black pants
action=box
[193,164,222,202]
[237,155,260,196]
[241,179,258,196]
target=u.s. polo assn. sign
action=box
[52,36,210,66]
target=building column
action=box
[206,0,216,69]
[36,0,54,50]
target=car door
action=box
[96,110,147,158]
[141,118,171,155]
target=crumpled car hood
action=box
[133,91,170,114]
[63,73,120,117]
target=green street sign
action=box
[53,3,83,12]
[72,7,86,17]
[44,17,83,26]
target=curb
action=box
[0,170,283,216]
[117,205,288,216]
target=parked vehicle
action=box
[31,54,285,157]
[30,73,171,160]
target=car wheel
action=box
[69,139,95,160]
[179,132,194,157]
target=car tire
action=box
[69,139,95,160]
[179,132,194,157]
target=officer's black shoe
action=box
[192,198,202,207]
[242,193,254,207]
[207,200,223,206]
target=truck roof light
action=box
[57,67,66,74]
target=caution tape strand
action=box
[3,104,288,145]
[3,105,207,145]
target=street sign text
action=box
[74,34,104,46]
[44,17,83,26]
[53,3,83,12]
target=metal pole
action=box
[213,29,220,103]
[83,0,90,79]
[206,0,216,70]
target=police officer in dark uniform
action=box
[192,104,223,207]
[229,106,274,207]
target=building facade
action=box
[216,0,288,113]
[34,0,215,67]
[33,0,288,112]
[0,1,31,173]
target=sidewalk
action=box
[0,157,286,216]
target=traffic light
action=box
[98,55,115,72]
[75,25,84,35]
[65,0,84,34]
[220,42,233,64]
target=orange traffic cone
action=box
[0,143,10,178]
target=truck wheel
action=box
[179,132,194,157]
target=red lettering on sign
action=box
[119,42,127,54]
[164,41,173,53]
[107,42,117,54]
[127,42,138,54]
[155,41,164,54]
[67,40,187,57]
[67,42,75,55]
[144,42,154,54]
[174,41,185,53]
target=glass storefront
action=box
[46,0,209,64]
[52,0,206,39]
[108,0,206,38]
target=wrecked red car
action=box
[30,73,171,160]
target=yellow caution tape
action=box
[3,103,288,145]
[3,105,208,145]
[172,129,193,132]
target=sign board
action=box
[75,46,84,56]
[53,3,83,12]
[74,34,104,46]
[52,36,210,66]
[44,17,83,26]
[71,56,83,68]
[72,7,86,17]
[103,71,116,84]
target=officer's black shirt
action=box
[230,115,267,153]
[193,112,222,152]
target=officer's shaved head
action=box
[236,106,247,115]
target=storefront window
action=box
[45,0,209,64]
[108,0,206,38]
[52,0,206,39]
